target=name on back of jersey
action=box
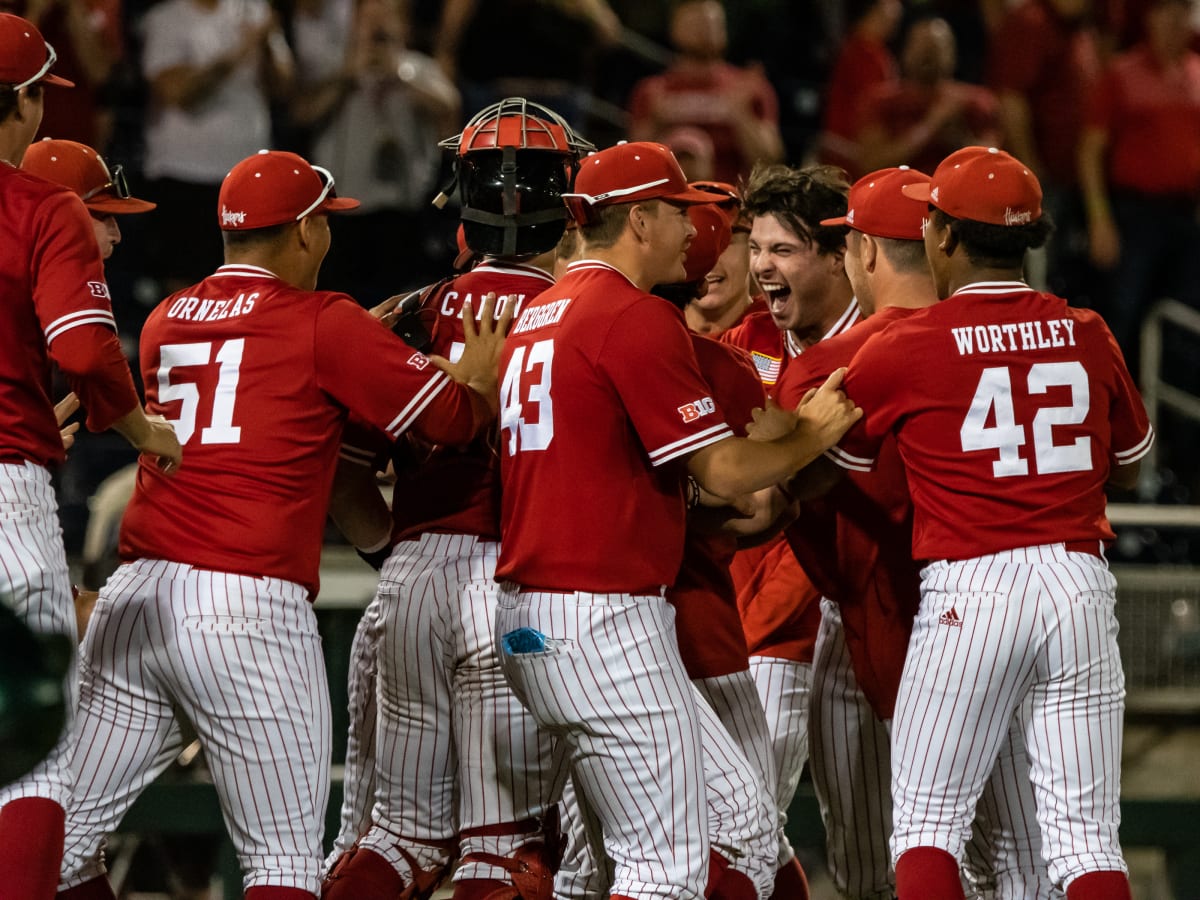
[166,292,257,322]
[439,290,527,320]
[951,318,1076,356]
[511,298,572,335]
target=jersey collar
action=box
[211,264,283,281]
[566,258,639,290]
[951,280,1031,297]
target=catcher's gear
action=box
[437,97,593,259]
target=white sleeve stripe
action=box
[826,446,874,472]
[648,423,731,460]
[45,308,116,333]
[388,371,453,437]
[650,426,734,467]
[46,314,118,344]
[384,371,451,434]
[1114,427,1154,463]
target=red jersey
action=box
[344,261,556,542]
[775,306,922,718]
[1087,44,1200,197]
[722,299,861,662]
[0,163,140,467]
[821,33,898,176]
[121,264,482,595]
[495,260,734,593]
[831,282,1154,561]
[670,336,764,679]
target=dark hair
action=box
[876,236,929,273]
[651,279,703,308]
[932,208,1054,268]
[579,200,638,250]
[220,222,293,251]
[742,163,850,257]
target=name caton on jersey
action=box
[951,318,1076,355]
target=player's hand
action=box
[138,415,183,476]
[55,392,81,452]
[370,292,406,328]
[428,292,514,408]
[793,367,862,449]
[746,398,800,442]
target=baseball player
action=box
[494,139,861,900]
[0,16,181,900]
[55,149,508,900]
[321,98,593,900]
[774,166,1057,900]
[717,163,860,892]
[827,146,1149,900]
[554,199,793,900]
[22,138,157,259]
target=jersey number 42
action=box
[500,339,554,455]
[960,361,1091,478]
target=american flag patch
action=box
[750,352,782,386]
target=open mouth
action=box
[763,283,791,317]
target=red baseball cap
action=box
[23,139,156,214]
[819,167,931,240]
[562,141,726,225]
[684,203,733,282]
[218,150,360,231]
[0,14,73,89]
[902,146,1042,226]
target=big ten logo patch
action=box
[678,397,716,423]
[407,352,431,371]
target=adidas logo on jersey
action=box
[939,607,962,627]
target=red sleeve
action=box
[599,299,735,466]
[33,191,141,431]
[1100,322,1153,466]
[313,296,483,448]
[827,330,903,473]
[51,325,140,431]
[339,414,391,471]
[774,351,827,410]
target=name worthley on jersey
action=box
[950,318,1077,356]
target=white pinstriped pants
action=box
[812,598,1059,900]
[498,588,776,900]
[0,462,77,810]
[59,559,331,895]
[553,669,779,899]
[326,594,381,865]
[892,544,1128,889]
[748,655,812,866]
[358,534,559,884]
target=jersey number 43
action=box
[500,339,554,455]
[960,361,1091,478]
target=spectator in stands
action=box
[434,0,620,129]
[1078,0,1200,362]
[988,0,1101,299]
[627,0,783,183]
[139,0,293,292]
[292,0,458,300]
[816,0,902,178]
[664,125,716,182]
[857,16,1001,175]
[1,0,121,148]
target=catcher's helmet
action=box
[439,97,593,258]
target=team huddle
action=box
[1,13,1151,900]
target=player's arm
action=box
[1107,460,1140,492]
[686,369,861,499]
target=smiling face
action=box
[749,213,849,342]
[694,228,750,314]
[640,199,696,286]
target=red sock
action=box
[1066,871,1133,900]
[895,846,964,900]
[769,856,809,900]
[451,877,517,900]
[0,797,66,900]
[320,848,403,900]
[245,890,314,900]
[56,876,116,900]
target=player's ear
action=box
[628,202,651,242]
[861,234,878,273]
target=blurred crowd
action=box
[25,0,1200,562]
